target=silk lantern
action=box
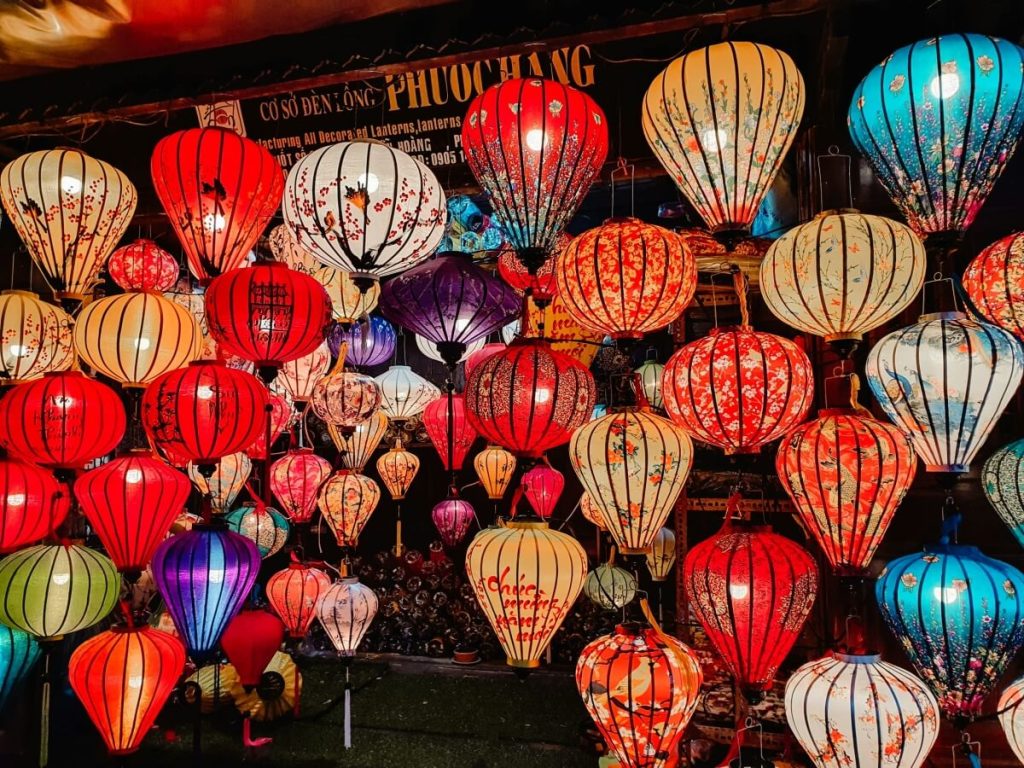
[473,445,516,500]
[225,503,290,558]
[316,266,381,325]
[245,390,292,460]
[0,148,137,301]
[376,443,419,500]
[317,578,379,657]
[277,341,331,406]
[432,498,474,548]
[310,369,381,430]
[270,448,332,523]
[583,563,637,610]
[634,359,664,410]
[522,465,564,519]
[331,316,396,368]
[188,451,251,514]
[643,42,805,240]
[268,222,321,275]
[464,342,506,378]
[0,291,74,382]
[220,611,285,688]
[0,626,40,713]
[423,394,477,471]
[579,493,607,530]
[646,527,676,582]
[331,411,389,472]
[983,439,1024,548]
[151,127,283,283]
[415,334,486,366]
[963,232,1024,341]
[497,240,559,303]
[108,239,180,292]
[375,365,439,422]
[513,293,604,367]
[0,457,69,552]
[865,312,1024,472]
[999,677,1024,764]
[317,471,380,548]
[266,562,332,639]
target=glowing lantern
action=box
[663,326,813,454]
[317,471,380,548]
[188,452,251,514]
[684,519,818,698]
[415,334,486,366]
[316,578,379,657]
[849,34,1024,239]
[270,449,332,524]
[331,411,389,471]
[513,294,603,366]
[151,127,283,283]
[266,562,332,639]
[267,223,321,276]
[473,446,516,500]
[310,369,381,430]
[184,664,238,713]
[465,342,506,378]
[634,359,664,410]
[999,678,1024,763]
[0,626,40,713]
[282,140,446,285]
[963,232,1024,341]
[0,148,137,301]
[220,611,284,688]
[423,394,478,471]
[432,498,474,548]
[466,518,587,668]
[0,458,69,552]
[331,316,396,368]
[865,312,1023,472]
[278,342,331,405]
[0,291,73,382]
[579,493,606,530]
[225,503,290,558]
[522,465,564,519]
[496,234,571,303]
[68,626,186,756]
[646,527,676,582]
[245,391,292,460]
[583,563,637,610]
[107,239,180,292]
[316,266,381,325]
[570,409,693,554]
[376,443,419,501]
[983,439,1024,548]
[785,653,939,768]
[375,365,439,422]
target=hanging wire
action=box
[814,144,854,213]
[609,157,636,219]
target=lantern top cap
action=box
[339,576,360,585]
[919,311,969,323]
[505,518,550,530]
[834,652,882,664]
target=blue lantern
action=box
[983,438,1024,549]
[849,34,1024,239]
[0,625,39,713]
[224,503,291,558]
[876,543,1024,725]
[329,315,397,369]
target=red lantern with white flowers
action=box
[107,239,180,292]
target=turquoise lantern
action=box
[0,625,39,712]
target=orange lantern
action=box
[317,471,380,547]
[266,561,332,638]
[188,451,251,514]
[330,412,389,471]
[473,445,517,501]
[269,449,332,524]
[376,442,420,501]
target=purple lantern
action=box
[379,254,521,368]
[431,497,475,548]
[329,316,397,368]
[151,523,260,661]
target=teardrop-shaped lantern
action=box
[310,369,381,430]
[220,610,284,688]
[108,239,180,292]
[316,266,381,325]
[331,411,389,471]
[963,232,1024,341]
[646,527,676,582]
[188,452,251,514]
[376,442,420,501]
[316,577,379,657]
[375,365,439,422]
[431,498,475,548]
[266,562,332,639]
[634,359,664,410]
[999,677,1024,764]
[0,458,69,552]
[0,291,73,383]
[473,446,517,501]
[583,563,637,610]
[422,394,478,471]
[225,502,290,558]
[277,342,331,405]
[330,316,396,369]
[522,465,564,519]
[317,471,381,548]
[0,626,40,713]
[983,439,1024,548]
[269,448,332,524]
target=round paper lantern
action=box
[415,334,486,366]
[225,503,290,558]
[579,493,607,530]
[963,232,1024,341]
[0,458,69,552]
[220,610,284,688]
[663,326,814,454]
[876,544,1024,724]
[522,465,564,519]
[277,341,331,405]
[332,411,389,472]
[466,518,587,668]
[683,520,818,698]
[75,451,191,572]
[310,369,381,429]
[316,266,381,325]
[151,524,261,660]
[68,626,186,756]
[268,223,321,276]
[0,626,40,713]
[423,394,478,471]
[330,316,396,368]
[270,449,332,524]
[473,445,516,501]
[282,140,446,285]
[0,543,118,640]
[0,291,74,383]
[107,239,180,292]
[188,451,251,514]
[999,677,1024,763]
[643,42,805,239]
[74,291,203,387]
[0,148,137,301]
[849,34,1024,239]
[0,370,126,471]
[375,365,439,422]
[431,498,474,548]
[465,338,596,459]
[583,564,637,610]
[570,409,693,554]
[576,623,702,768]
[865,312,1024,472]
[229,650,300,722]
[462,78,608,272]
[266,562,332,639]
[151,127,284,283]
[376,443,419,501]
[245,391,292,460]
[317,471,380,548]
[785,653,939,768]
[761,212,926,347]
[983,439,1024,548]
[634,359,664,410]
[776,408,917,575]
[646,527,676,582]
[316,578,379,657]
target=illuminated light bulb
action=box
[127,674,143,689]
[124,469,143,484]
[52,395,74,407]
[701,128,729,153]
[134,338,151,351]
[196,385,214,400]
[930,72,960,99]
[534,388,551,404]
[208,569,224,584]
[357,172,380,194]
[6,493,25,506]
[60,176,82,195]
[729,583,749,600]
[525,129,545,152]
[8,344,28,358]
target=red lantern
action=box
[422,394,477,471]
[266,562,332,638]
[496,232,571,303]
[74,451,191,573]
[220,610,285,688]
[150,127,284,284]
[107,239,179,292]
[522,464,564,519]
[464,342,505,379]
[244,391,292,460]
[963,232,1024,341]
[269,448,332,524]
[0,458,69,551]
[0,371,125,472]
[465,338,596,458]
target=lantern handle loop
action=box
[706,268,732,329]
[953,731,982,768]
[814,145,854,213]
[736,716,765,759]
[610,157,636,218]
[920,272,961,316]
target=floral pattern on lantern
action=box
[963,232,1024,341]
[583,564,637,610]
[983,439,1024,549]
[270,449,332,524]
[225,503,290,558]
[473,445,516,501]
[375,365,439,422]
[432,498,475,548]
[331,412,389,472]
[0,458,69,552]
[311,369,381,429]
[423,394,478,471]
[646,527,676,582]
[277,342,331,404]
[245,391,293,460]
[188,452,251,515]
[316,266,381,325]
[268,223,322,276]
[107,239,180,292]
[522,465,564,519]
[317,471,381,548]
[0,291,73,383]
[496,235,566,302]
[266,562,332,639]
[376,443,420,501]
[999,677,1024,764]
[579,493,607,530]
[317,578,379,657]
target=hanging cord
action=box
[609,157,636,219]
[445,376,457,490]
[814,145,854,214]
[732,267,750,328]
[939,494,962,546]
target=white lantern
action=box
[0,291,74,382]
[316,578,378,657]
[634,359,664,410]
[583,563,637,610]
[415,334,486,366]
[998,676,1024,764]
[374,365,439,422]
[645,527,676,582]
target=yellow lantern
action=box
[188,452,252,514]
[645,526,676,582]
[276,342,331,405]
[473,445,517,501]
[465,519,587,669]
[330,412,389,472]
[0,290,74,382]
[316,266,380,326]
[376,442,420,501]
[510,294,603,366]
[267,223,321,276]
[317,471,380,547]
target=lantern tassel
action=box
[38,646,51,768]
[343,666,352,749]
[732,267,750,328]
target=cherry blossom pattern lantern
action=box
[316,266,381,326]
[0,291,74,383]
[577,623,702,768]
[375,365,439,422]
[663,326,814,455]
[983,439,1024,548]
[107,240,180,292]
[462,78,608,274]
[266,562,332,639]
[963,232,1024,341]
[220,610,285,689]
[244,391,292,461]
[277,341,332,406]
[0,148,137,302]
[579,493,607,530]
[865,312,1024,472]
[999,678,1024,763]
[332,412,389,472]
[849,35,1024,240]
[643,42,805,242]
[225,503,290,558]
[151,127,284,283]
[317,471,380,548]
[522,465,564,519]
[267,223,322,276]
[415,334,487,366]
[376,443,419,501]
[473,446,517,501]
[646,527,676,582]
[310,369,382,432]
[583,563,637,611]
[422,394,478,471]
[683,519,818,699]
[431,498,474,548]
[269,449,332,524]
[330,316,396,368]
[466,518,587,669]
[496,233,571,304]
[785,653,939,768]
[316,578,379,657]
[188,452,252,515]
[282,140,446,286]
[0,626,40,713]
[0,457,69,552]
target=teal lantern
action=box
[0,625,39,712]
[225,502,291,558]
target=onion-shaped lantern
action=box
[244,391,292,461]
[432,498,474,548]
[963,232,1024,341]
[188,451,251,514]
[0,626,40,713]
[999,678,1024,764]
[983,439,1024,548]
[68,626,186,756]
[579,493,607,530]
[415,334,486,366]
[849,34,1024,239]
[876,544,1024,724]
[332,412,389,471]
[220,610,284,689]
[0,291,74,382]
[0,543,118,640]
[316,578,379,657]
[0,148,137,301]
[269,449,332,524]
[107,240,180,292]
[776,407,917,575]
[282,140,446,286]
[0,458,69,552]
[277,341,331,405]
[310,369,381,430]
[316,266,381,325]
[423,394,478,471]
[473,446,516,501]
[643,42,805,240]
[663,326,814,454]
[570,409,693,554]
[330,316,396,368]
[462,78,608,273]
[151,128,283,283]
[646,527,676,582]
[684,519,818,698]
[522,465,564,519]
[634,359,664,410]
[376,443,419,501]
[266,562,332,639]
[785,653,939,768]
[865,312,1024,472]
[225,503,290,558]
[466,338,596,459]
[583,563,637,610]
[466,518,587,668]
[577,623,702,768]
[375,365,439,422]
[317,471,380,548]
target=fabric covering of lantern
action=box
[316,577,379,657]
[376,443,420,501]
[865,312,1024,472]
[431,498,475,548]
[277,342,331,405]
[225,503,290,558]
[0,291,73,383]
[999,677,1024,764]
[522,465,564,519]
[184,663,238,714]
[375,365,439,422]
[266,562,332,639]
[464,342,506,379]
[331,316,396,368]
[0,626,40,713]
[496,236,566,303]
[646,527,676,582]
[317,471,381,548]
[963,232,1024,341]
[267,223,321,275]
[316,266,381,325]
[311,369,381,429]
[332,411,389,472]
[188,452,251,515]
[245,391,292,460]
[0,457,69,552]
[270,449,332,524]
[583,564,637,610]
[473,446,516,501]
[422,394,478,471]
[107,239,180,292]
[983,439,1024,548]
[415,334,486,366]
[634,360,664,411]
[579,493,607,530]
[220,610,285,689]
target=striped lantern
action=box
[244,390,292,461]
[431,498,475,548]
[267,223,322,276]
[277,341,331,404]
[310,369,381,430]
[423,394,478,471]
[999,677,1024,764]
[183,664,238,713]
[316,578,379,657]
[270,449,332,524]
[0,626,40,713]
[225,503,290,558]
[375,365,439,422]
[473,445,516,501]
[266,562,332,639]
[579,493,607,530]
[982,439,1024,548]
[331,316,396,368]
[331,411,389,471]
[634,359,664,410]
[0,457,69,552]
[646,527,676,581]
[0,291,74,382]
[107,240,180,292]
[315,266,381,325]
[188,452,252,514]
[317,471,380,548]
[376,443,419,501]
[522,465,564,519]
[963,232,1024,341]
[583,563,637,610]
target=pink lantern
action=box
[245,391,293,460]
[431,498,475,548]
[422,394,478,471]
[522,464,564,519]
[269,449,332,524]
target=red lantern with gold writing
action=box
[266,561,332,638]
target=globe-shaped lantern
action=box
[522,465,564,519]
[583,563,637,610]
[267,223,321,276]
[266,562,332,639]
[684,519,818,698]
[225,503,290,558]
[220,610,284,689]
[643,42,805,241]
[983,439,1024,548]
[0,148,137,302]
[0,543,118,640]
[785,653,939,768]
[0,626,40,713]
[188,451,251,514]
[151,127,283,283]
[277,341,331,405]
[462,78,608,273]
[432,498,474,548]
[466,518,587,668]
[473,446,516,501]
[634,359,664,410]
[570,409,693,554]
[776,408,917,575]
[0,458,69,552]
[375,365,439,422]
[332,412,389,472]
[415,334,487,366]
[577,624,702,768]
[0,291,73,383]
[317,471,380,548]
[151,524,260,661]
[865,312,1024,472]
[107,239,180,292]
[579,493,607,530]
[282,140,446,286]
[316,266,381,325]
[330,316,396,368]
[68,626,186,756]
[556,218,697,339]
[376,443,420,501]
[244,391,292,461]
[317,578,379,657]
[963,232,1024,341]
[663,326,814,454]
[849,34,1024,240]
[646,527,676,582]
[423,394,478,471]
[876,544,1024,725]
[269,449,332,524]
[310,369,381,431]
[465,338,596,459]
[999,678,1024,764]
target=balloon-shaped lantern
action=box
[432,498,474,548]
[277,342,331,408]
[0,457,69,552]
[376,443,420,501]
[225,503,290,558]
[220,610,285,689]
[522,465,564,519]
[375,365,439,422]
[634,359,664,410]
[999,678,1024,764]
[316,578,379,657]
[583,563,637,610]
[963,232,1024,341]
[422,394,478,471]
[331,316,396,368]
[269,449,332,524]
[107,239,180,292]
[473,446,516,501]
[332,411,389,472]
[0,291,73,383]
[317,471,380,548]
[646,527,676,582]
[266,562,332,639]
[188,452,251,514]
[0,626,40,713]
[983,438,1024,548]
